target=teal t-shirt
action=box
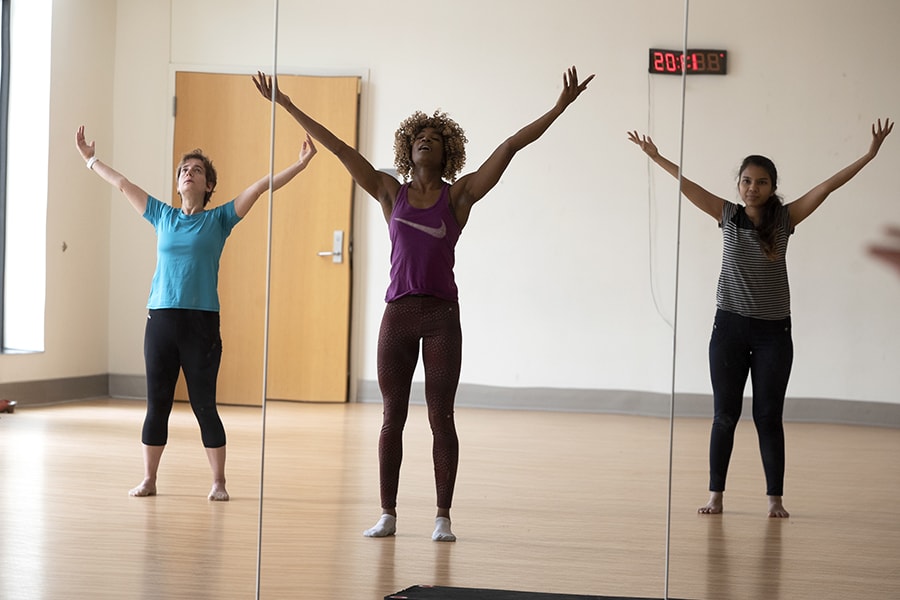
[142,196,242,311]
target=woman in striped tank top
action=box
[628,119,892,518]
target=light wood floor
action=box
[1,399,898,600]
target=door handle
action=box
[317,230,344,264]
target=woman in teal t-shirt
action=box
[76,125,316,501]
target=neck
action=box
[181,196,205,214]
[410,167,443,190]
[744,204,763,226]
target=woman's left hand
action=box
[253,71,292,107]
[555,66,595,110]
[868,118,894,157]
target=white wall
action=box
[4,0,898,409]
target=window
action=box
[0,0,10,347]
[2,0,50,353]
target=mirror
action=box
[47,0,893,598]
[153,0,897,598]
[666,1,899,598]
[256,0,687,598]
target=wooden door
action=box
[172,72,358,405]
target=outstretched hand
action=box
[868,118,894,158]
[869,225,900,277]
[556,66,594,110]
[627,130,659,159]
[75,125,95,162]
[298,133,317,166]
[253,71,292,107]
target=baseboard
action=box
[0,374,109,406]
[356,380,900,429]
[5,375,896,429]
[108,373,147,400]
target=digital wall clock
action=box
[649,48,728,75]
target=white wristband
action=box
[86,156,99,170]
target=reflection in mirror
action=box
[256,0,696,598]
[667,1,900,598]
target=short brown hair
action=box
[176,149,218,206]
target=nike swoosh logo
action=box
[395,218,446,239]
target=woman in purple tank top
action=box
[255,66,592,541]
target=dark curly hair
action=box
[393,110,467,182]
[176,149,218,206]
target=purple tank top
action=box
[385,183,462,302]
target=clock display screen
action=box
[649,48,728,75]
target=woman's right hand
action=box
[75,125,95,162]
[627,130,659,159]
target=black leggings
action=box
[708,309,793,496]
[376,296,462,510]
[143,309,226,448]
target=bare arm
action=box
[253,72,399,216]
[450,66,594,228]
[788,118,893,227]
[232,133,318,218]
[76,125,149,215]
[627,130,725,221]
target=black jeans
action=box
[143,309,225,448]
[707,309,793,496]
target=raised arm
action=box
[449,66,594,227]
[788,118,893,227]
[76,125,149,215]
[627,130,725,221]
[253,72,400,209]
[232,133,318,218]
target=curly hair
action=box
[393,110,467,182]
[176,149,218,206]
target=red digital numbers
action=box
[649,49,727,75]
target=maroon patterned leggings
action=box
[376,295,462,510]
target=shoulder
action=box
[143,195,170,220]
[210,200,240,221]
[720,200,738,225]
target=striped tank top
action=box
[716,201,794,320]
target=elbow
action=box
[498,139,520,159]
[115,177,132,195]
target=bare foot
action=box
[208,482,229,501]
[767,496,789,518]
[129,479,157,497]
[698,491,723,514]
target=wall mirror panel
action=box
[255,1,688,599]
[162,1,900,599]
[667,1,900,599]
